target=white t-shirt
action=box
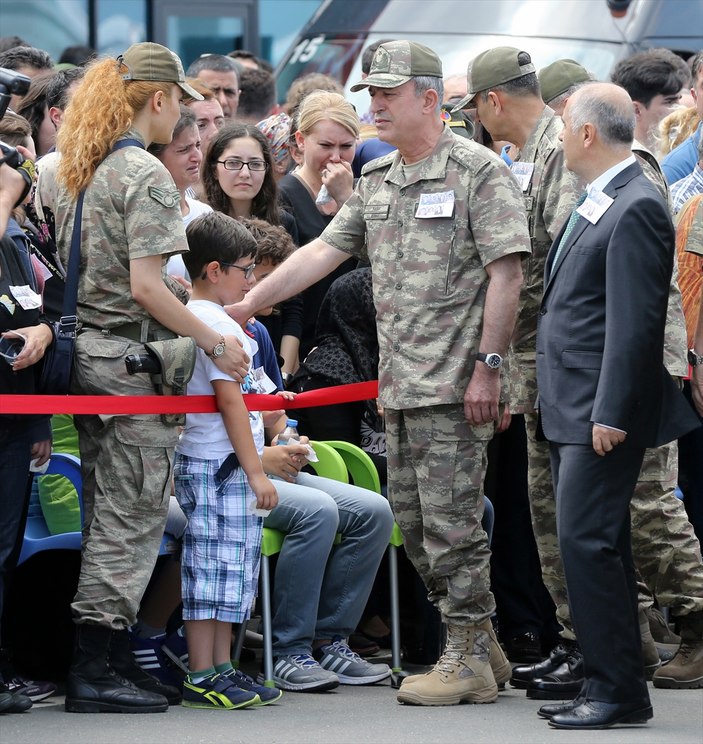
[176,299,265,459]
[166,198,213,280]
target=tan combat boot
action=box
[401,618,511,688]
[652,612,703,689]
[397,624,497,705]
[639,606,661,679]
[478,618,512,686]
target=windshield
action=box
[276,33,620,109]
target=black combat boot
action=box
[109,629,182,705]
[65,623,169,713]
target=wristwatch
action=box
[476,352,503,369]
[208,335,226,359]
[688,348,703,367]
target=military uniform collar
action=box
[516,106,558,162]
[384,125,454,187]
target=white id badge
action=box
[415,190,455,218]
[577,189,614,224]
[510,162,535,192]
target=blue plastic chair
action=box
[20,452,178,565]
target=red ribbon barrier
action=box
[0,381,379,416]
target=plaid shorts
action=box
[174,453,263,623]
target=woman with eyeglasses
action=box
[203,123,302,376]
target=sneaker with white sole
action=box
[265,654,339,692]
[182,673,259,709]
[0,674,56,703]
[314,638,391,685]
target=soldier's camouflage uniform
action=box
[320,126,531,623]
[51,131,186,630]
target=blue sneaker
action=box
[160,627,189,674]
[222,668,282,705]
[182,673,259,710]
[129,631,184,688]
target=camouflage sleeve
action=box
[319,180,369,261]
[123,154,187,262]
[680,196,703,256]
[541,149,584,240]
[469,162,531,266]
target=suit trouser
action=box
[525,413,703,634]
[550,441,649,704]
[385,404,495,625]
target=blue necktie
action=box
[550,192,587,275]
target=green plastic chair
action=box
[257,441,349,687]
[324,440,406,686]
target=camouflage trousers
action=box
[385,404,495,625]
[70,331,178,630]
[525,412,703,637]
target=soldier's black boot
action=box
[109,629,182,705]
[65,623,169,713]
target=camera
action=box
[125,351,161,375]
[0,66,31,121]
[0,140,24,169]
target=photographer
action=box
[0,134,55,713]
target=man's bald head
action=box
[567,82,636,148]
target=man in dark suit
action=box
[535,82,699,730]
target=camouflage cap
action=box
[452,46,536,110]
[350,40,442,92]
[538,59,591,105]
[118,42,203,101]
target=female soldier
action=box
[51,42,248,714]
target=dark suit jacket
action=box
[536,161,698,448]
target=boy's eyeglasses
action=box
[216,158,268,172]
[201,261,257,280]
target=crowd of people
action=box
[0,30,702,732]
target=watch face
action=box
[485,353,502,369]
[212,342,226,358]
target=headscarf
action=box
[256,112,291,166]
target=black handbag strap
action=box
[61,137,145,330]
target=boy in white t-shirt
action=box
[175,211,279,710]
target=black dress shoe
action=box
[537,695,585,719]
[503,632,543,664]
[511,640,578,689]
[548,699,653,729]
[526,653,584,700]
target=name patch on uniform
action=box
[510,162,534,192]
[364,204,390,220]
[577,189,613,224]
[415,190,454,218]
[148,186,180,208]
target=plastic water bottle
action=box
[277,418,300,446]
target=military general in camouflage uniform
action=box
[234,40,531,706]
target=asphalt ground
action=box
[4,652,702,744]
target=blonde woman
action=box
[52,42,249,714]
[278,90,361,360]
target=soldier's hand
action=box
[464,369,500,426]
